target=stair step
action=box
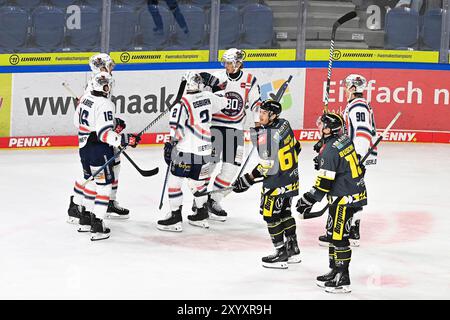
[306,12,360,28]
[308,1,356,15]
[265,0,300,13]
[306,40,369,49]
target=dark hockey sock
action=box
[334,246,351,270]
[328,245,335,269]
[281,216,296,237]
[267,220,284,248]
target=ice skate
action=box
[157,208,183,232]
[90,217,110,241]
[105,200,129,219]
[324,270,351,293]
[67,196,84,224]
[188,204,209,228]
[318,234,331,247]
[77,211,93,232]
[262,246,289,269]
[206,196,227,222]
[349,220,360,247]
[286,235,301,264]
[316,269,338,288]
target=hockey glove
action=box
[163,142,174,165]
[313,156,320,170]
[232,173,255,193]
[357,154,366,176]
[121,133,141,148]
[313,138,323,153]
[114,118,126,133]
[296,192,317,216]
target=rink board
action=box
[0,61,450,148]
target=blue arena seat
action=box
[120,0,147,8]
[218,4,240,49]
[49,0,77,7]
[191,0,211,8]
[385,7,420,49]
[138,5,173,49]
[110,4,138,51]
[15,0,42,9]
[172,4,206,49]
[0,6,29,52]
[225,0,257,9]
[241,4,273,48]
[421,9,443,50]
[65,5,101,51]
[83,0,103,9]
[31,5,66,51]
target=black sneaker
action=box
[188,204,209,228]
[262,246,289,269]
[316,269,338,288]
[157,207,183,232]
[67,196,84,224]
[90,217,110,241]
[206,196,227,222]
[106,200,129,219]
[77,211,93,233]
[324,270,351,293]
[349,220,360,247]
[286,235,301,264]
[318,234,331,247]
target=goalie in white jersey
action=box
[318,74,377,247]
[72,72,140,241]
[67,53,131,227]
[157,72,228,232]
[199,48,261,221]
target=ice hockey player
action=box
[317,74,377,247]
[72,72,140,240]
[198,48,261,222]
[67,53,130,224]
[232,99,301,269]
[157,72,228,232]
[296,113,367,293]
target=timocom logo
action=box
[9,137,50,148]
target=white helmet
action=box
[182,71,203,93]
[221,48,244,72]
[89,53,115,74]
[343,74,367,93]
[91,72,113,96]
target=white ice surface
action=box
[0,143,449,299]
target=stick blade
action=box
[140,167,159,177]
[334,11,357,29]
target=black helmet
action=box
[320,112,344,135]
[260,99,282,116]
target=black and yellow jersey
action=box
[311,134,367,207]
[251,118,300,197]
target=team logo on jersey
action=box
[223,91,244,117]
[260,79,293,110]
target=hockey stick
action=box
[62,82,159,178]
[121,152,159,177]
[324,11,357,113]
[158,91,187,210]
[194,76,294,198]
[81,80,187,187]
[301,112,402,220]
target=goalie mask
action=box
[91,72,113,97]
[89,53,115,74]
[182,71,203,93]
[343,74,367,94]
[221,48,244,73]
